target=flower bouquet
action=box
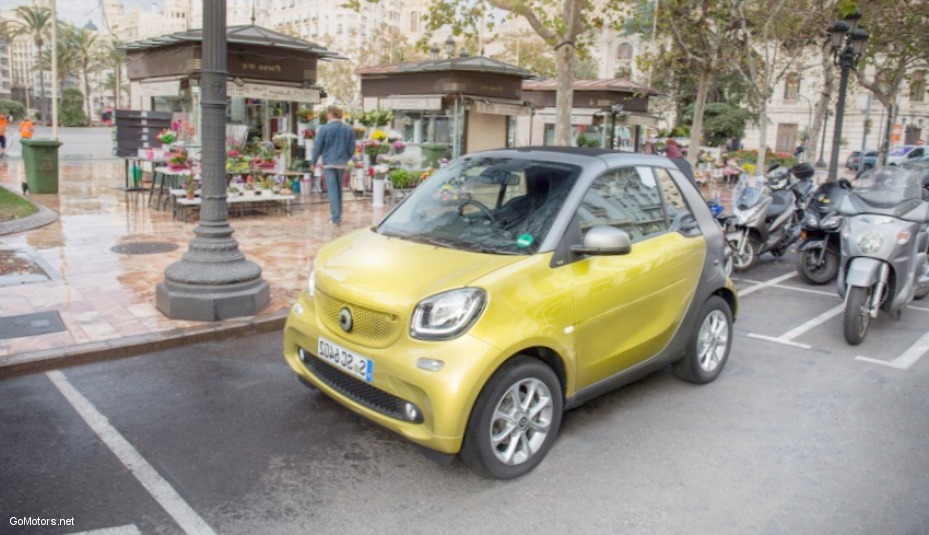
[158,129,177,145]
[392,139,406,154]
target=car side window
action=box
[656,168,699,236]
[577,167,667,242]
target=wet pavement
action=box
[0,159,385,374]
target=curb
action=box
[0,184,59,236]
[0,309,289,379]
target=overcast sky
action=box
[2,0,161,33]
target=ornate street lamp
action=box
[816,109,830,168]
[445,36,456,58]
[156,0,269,320]
[826,11,869,182]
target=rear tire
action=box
[795,246,838,285]
[843,286,872,346]
[461,356,563,479]
[673,296,733,384]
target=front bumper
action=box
[283,293,501,455]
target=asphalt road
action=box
[5,127,115,160]
[2,255,928,535]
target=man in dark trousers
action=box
[311,105,356,226]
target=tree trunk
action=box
[808,41,835,166]
[756,99,769,175]
[553,43,576,146]
[115,64,121,109]
[83,62,92,126]
[687,66,712,167]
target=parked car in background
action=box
[859,150,880,171]
[847,149,877,170]
[283,148,737,479]
[887,145,927,165]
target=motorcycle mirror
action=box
[838,178,853,190]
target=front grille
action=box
[316,291,401,346]
[299,347,409,421]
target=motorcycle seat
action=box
[766,190,792,219]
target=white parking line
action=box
[47,371,217,535]
[779,305,845,340]
[738,273,797,297]
[856,330,929,370]
[746,333,812,350]
[67,525,141,535]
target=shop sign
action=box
[381,96,443,111]
[473,101,529,116]
[227,82,320,103]
[139,80,181,97]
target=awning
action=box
[378,94,444,111]
[227,82,320,103]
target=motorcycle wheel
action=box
[795,246,838,285]
[915,282,929,300]
[843,286,872,346]
[729,236,758,272]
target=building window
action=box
[616,42,633,61]
[784,73,800,101]
[911,71,926,103]
[410,11,419,32]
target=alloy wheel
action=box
[697,310,729,373]
[489,378,554,466]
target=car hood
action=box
[315,229,525,313]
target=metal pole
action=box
[857,92,871,174]
[816,110,829,168]
[51,0,58,139]
[827,51,851,183]
[156,0,269,321]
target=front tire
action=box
[461,356,563,479]
[843,286,872,345]
[673,296,733,384]
[729,235,758,272]
[795,246,838,285]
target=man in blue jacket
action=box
[311,105,356,225]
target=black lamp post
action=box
[816,109,830,168]
[826,11,869,182]
[445,36,456,58]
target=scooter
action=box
[728,163,815,272]
[794,179,852,285]
[836,166,929,345]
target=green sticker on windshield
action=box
[516,234,535,248]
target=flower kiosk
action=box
[356,52,534,163]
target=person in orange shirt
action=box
[19,117,34,140]
[0,114,8,157]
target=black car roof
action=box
[512,146,615,157]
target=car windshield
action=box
[852,165,926,209]
[889,146,914,156]
[377,156,581,255]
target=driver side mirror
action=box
[571,225,632,256]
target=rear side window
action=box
[656,168,697,235]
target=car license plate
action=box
[317,337,374,382]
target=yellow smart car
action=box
[284,147,737,479]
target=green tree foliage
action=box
[60,88,87,127]
[64,26,99,125]
[492,31,557,78]
[682,102,754,146]
[0,100,27,121]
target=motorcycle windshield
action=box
[850,166,926,215]
[733,179,764,210]
[811,182,848,214]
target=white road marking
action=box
[746,333,812,349]
[47,371,217,535]
[67,525,142,535]
[856,330,929,370]
[779,305,845,340]
[772,284,838,298]
[738,272,797,297]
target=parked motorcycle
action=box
[728,163,815,271]
[836,165,929,345]
[794,179,852,284]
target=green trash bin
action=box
[421,142,448,168]
[21,139,63,194]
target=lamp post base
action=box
[156,257,270,321]
[815,158,827,168]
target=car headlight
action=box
[821,215,843,230]
[856,230,884,254]
[411,288,486,340]
[305,260,316,298]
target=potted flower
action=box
[389,168,419,200]
[168,149,189,171]
[392,139,406,154]
[184,176,197,199]
[254,140,277,170]
[157,129,177,150]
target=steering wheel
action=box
[458,199,497,224]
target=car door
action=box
[571,166,706,389]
